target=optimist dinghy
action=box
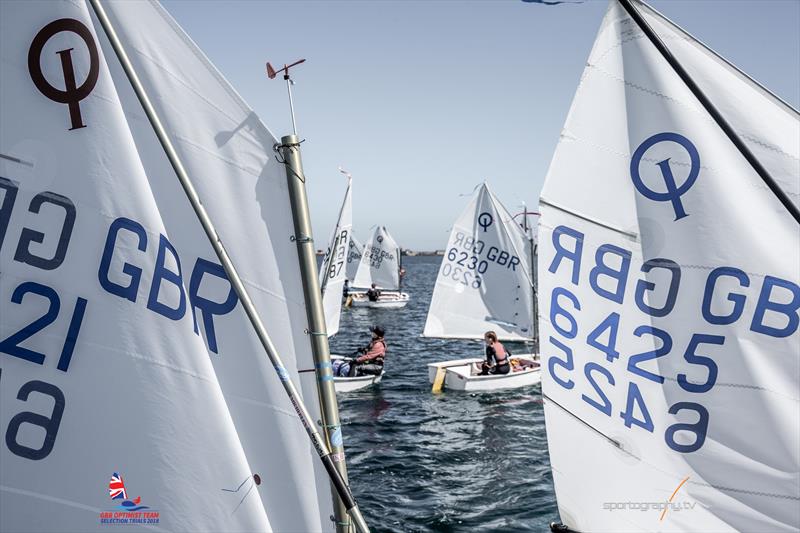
[330,355,385,392]
[319,172,353,337]
[427,356,540,392]
[350,226,410,308]
[423,183,541,392]
[348,290,410,309]
[318,174,386,392]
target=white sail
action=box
[346,236,363,282]
[320,178,353,337]
[423,183,534,341]
[539,2,799,532]
[1,1,334,531]
[520,211,540,246]
[352,226,401,290]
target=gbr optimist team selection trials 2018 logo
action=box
[99,473,160,525]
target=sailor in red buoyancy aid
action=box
[348,325,387,377]
[480,330,510,375]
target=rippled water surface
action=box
[329,256,558,532]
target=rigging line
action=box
[275,150,307,183]
[539,198,639,241]
[0,153,34,167]
[542,393,632,455]
[484,188,536,290]
[618,0,800,225]
[320,178,352,296]
[634,1,798,117]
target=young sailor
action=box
[349,325,387,377]
[366,283,381,302]
[342,279,351,301]
[479,331,510,375]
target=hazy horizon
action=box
[162,0,800,249]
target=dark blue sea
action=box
[328,255,558,532]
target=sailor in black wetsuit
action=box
[480,331,510,376]
[342,279,350,302]
[366,283,381,302]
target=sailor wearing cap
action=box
[348,325,387,377]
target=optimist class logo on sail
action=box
[630,132,700,220]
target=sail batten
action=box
[346,237,364,282]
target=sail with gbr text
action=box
[423,183,534,341]
[346,236,363,282]
[353,226,401,290]
[1,0,334,531]
[539,1,799,532]
[320,177,352,337]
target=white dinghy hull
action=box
[427,355,541,392]
[349,291,410,309]
[331,355,384,392]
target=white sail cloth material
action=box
[539,1,799,532]
[1,1,333,531]
[423,183,534,341]
[320,178,352,337]
[352,226,401,290]
[346,236,363,282]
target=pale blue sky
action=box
[162,0,800,250]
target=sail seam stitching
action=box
[174,134,264,178]
[559,128,799,198]
[560,131,717,171]
[586,59,799,196]
[147,0,266,124]
[739,133,800,164]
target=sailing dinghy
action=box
[350,226,410,308]
[347,236,364,283]
[320,173,353,339]
[319,174,385,391]
[540,1,799,531]
[423,183,541,392]
[0,1,366,531]
[330,355,385,392]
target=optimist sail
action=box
[320,177,353,337]
[352,226,402,290]
[346,236,363,282]
[539,1,799,532]
[1,1,335,531]
[423,183,535,341]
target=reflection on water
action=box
[331,256,557,532]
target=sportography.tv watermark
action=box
[602,476,696,522]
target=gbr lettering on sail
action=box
[0,184,239,461]
[543,131,799,455]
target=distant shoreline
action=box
[315,250,444,256]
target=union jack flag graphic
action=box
[109,473,127,500]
